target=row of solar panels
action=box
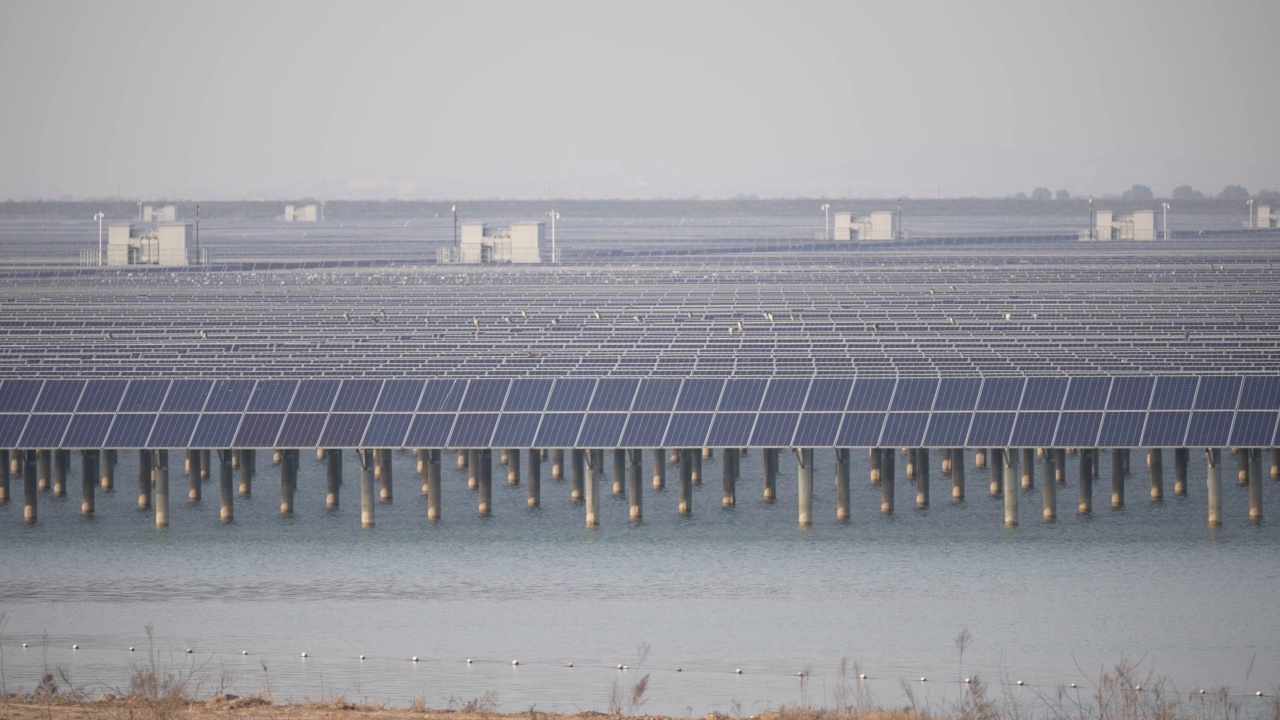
[2,376,1278,416]
[2,408,1278,450]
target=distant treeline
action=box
[0,197,1260,222]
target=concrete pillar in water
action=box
[138,449,152,510]
[508,448,521,486]
[1079,449,1094,514]
[80,450,96,516]
[691,451,702,486]
[467,449,479,491]
[1055,448,1066,485]
[627,449,642,520]
[427,449,442,521]
[8,449,18,476]
[188,449,202,503]
[1174,448,1189,496]
[1235,448,1248,485]
[379,449,393,502]
[652,448,666,490]
[0,449,8,505]
[317,447,326,461]
[763,448,777,502]
[326,449,342,509]
[584,448,599,527]
[219,450,234,523]
[154,449,170,528]
[797,448,813,526]
[280,448,296,517]
[990,447,1003,497]
[273,449,282,466]
[1206,448,1222,527]
[418,449,428,494]
[975,448,987,470]
[1042,448,1057,521]
[678,449,693,515]
[880,448,895,514]
[1020,448,1035,491]
[101,449,115,491]
[551,448,564,481]
[915,448,930,508]
[1248,448,1263,522]
[50,449,67,498]
[238,450,253,497]
[670,448,679,465]
[702,447,713,461]
[1003,448,1018,527]
[905,448,916,482]
[478,449,493,516]
[1111,450,1125,508]
[457,449,468,470]
[526,448,540,509]
[360,449,375,528]
[830,448,849,520]
[722,448,737,507]
[570,449,584,502]
[500,448,508,466]
[200,449,210,480]
[1149,448,1164,501]
[870,446,882,485]
[1272,448,1279,480]
[23,450,38,523]
[952,449,965,501]
[613,449,626,496]
[37,449,51,492]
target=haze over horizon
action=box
[2,0,1277,201]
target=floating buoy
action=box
[1070,683,1078,689]
[964,678,972,684]
[242,651,248,655]
[1016,680,1025,686]
[21,643,28,649]
[185,648,193,654]
[466,658,473,664]
[359,655,366,660]
[300,652,307,658]
[72,644,80,650]
[1256,692,1264,697]
[1199,689,1206,694]
[412,657,419,663]
[735,669,743,674]
[859,673,867,680]
[920,677,927,682]
[616,664,623,670]
[512,660,519,666]
[129,647,135,652]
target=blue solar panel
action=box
[492,413,541,447]
[246,380,297,412]
[632,378,681,411]
[591,378,640,411]
[750,412,798,446]
[804,378,852,412]
[933,378,981,411]
[461,379,510,412]
[675,378,724,411]
[1062,377,1111,411]
[1142,411,1189,447]
[20,414,70,447]
[503,378,553,412]
[1010,412,1058,446]
[0,414,27,446]
[108,414,159,447]
[1229,412,1278,447]
[666,412,714,447]
[719,379,767,411]
[291,379,340,412]
[319,413,370,447]
[578,413,627,447]
[0,380,42,412]
[1108,377,1154,410]
[188,413,238,448]
[234,413,285,447]
[205,379,256,412]
[881,412,928,446]
[837,413,885,447]
[1054,412,1102,447]
[1149,376,1196,410]
[1185,411,1232,447]
[334,379,383,412]
[162,379,212,412]
[848,378,896,411]
[120,380,171,412]
[1194,376,1241,410]
[1020,378,1068,411]
[148,412,198,445]
[622,413,671,447]
[762,378,810,411]
[77,380,127,413]
[404,414,454,447]
[547,378,596,411]
[924,412,972,446]
[889,379,936,411]
[63,414,111,448]
[534,413,584,447]
[977,378,1023,411]
[1098,412,1144,447]
[449,413,499,447]
[1239,377,1280,411]
[375,380,425,412]
[418,380,466,412]
[967,412,1015,446]
[35,380,86,412]
[793,413,841,447]
[361,414,411,447]
[277,414,327,447]
[706,413,753,447]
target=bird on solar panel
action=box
[521,310,528,319]
[343,312,351,323]
[634,315,643,323]
[473,318,480,328]
[593,310,602,320]
[199,329,208,340]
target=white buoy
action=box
[1070,683,1078,689]
[242,650,248,655]
[735,668,743,674]
[1016,680,1025,686]
[964,678,972,684]
[412,656,419,662]
[1256,692,1264,697]
[920,677,927,682]
[186,648,193,654]
[622,665,629,670]
[72,644,80,650]
[466,658,473,664]
[300,652,307,658]
[1199,689,1206,694]
[21,643,28,648]
[512,660,519,666]
[359,655,366,660]
[129,647,135,652]
[859,673,867,680]
[616,664,623,670]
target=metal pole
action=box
[796,448,813,526]
[219,450,234,523]
[1206,448,1222,527]
[527,448,540,508]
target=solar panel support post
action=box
[100,449,114,491]
[1205,448,1222,526]
[1111,450,1125,509]
[478,449,493,517]
[500,449,508,467]
[428,449,442,520]
[1271,448,1280,481]
[1055,449,1066,484]
[1148,449,1164,501]
[154,449,170,529]
[627,449,642,520]
[1236,448,1248,486]
[326,449,342,510]
[23,451,38,524]
[359,449,375,528]
[678,449,693,516]
[915,449,930,509]
[651,449,665,491]
[238,450,253,497]
[584,449,599,528]
[869,447,882,485]
[468,449,480,491]
[975,449,987,470]
[280,449,296,517]
[1078,449,1093,514]
[1003,449,1018,527]
[79,451,95,516]
[1020,449,1035,491]
[613,449,626,496]
[188,450,202,503]
[834,448,850,521]
[941,449,953,476]
[379,449,393,503]
[458,449,468,471]
[218,450,234,524]
[1248,449,1263,522]
[880,449,895,515]
[1042,449,1056,522]
[951,449,965,502]
[723,448,737,508]
[509,449,521,487]
[762,448,776,501]
[201,450,211,480]
[551,449,564,481]
[570,450,584,502]
[796,448,813,526]
[38,449,51,492]
[989,448,1003,498]
[1173,448,1189,496]
[526,449,540,510]
[0,449,8,505]
[691,452,702,486]
[138,450,153,510]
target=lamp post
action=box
[547,209,560,263]
[94,211,105,266]
[820,203,830,241]
[1161,202,1170,241]
[1247,198,1255,229]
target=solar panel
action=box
[848,378,896,411]
[706,413,753,447]
[361,413,411,447]
[290,379,340,412]
[533,412,584,447]
[719,379,767,411]
[503,378,553,412]
[1149,376,1196,410]
[189,413,238,448]
[1108,377,1154,410]
[675,378,723,412]
[162,379,212,413]
[924,412,971,446]
[591,378,640,411]
[804,378,852,412]
[1194,376,1240,410]
[149,412,199,445]
[319,413,370,447]
[621,413,671,447]
[578,413,627,447]
[277,413,327,447]
[418,379,466,412]
[665,412,713,447]
[34,380,85,413]
[547,378,595,411]
[449,413,499,447]
[1010,412,1059,446]
[793,412,841,447]
[334,379,383,412]
[1142,411,1189,447]
[762,378,809,411]
[0,380,42,412]
[20,414,70,447]
[1062,377,1111,411]
[63,414,112,448]
[246,380,297,413]
[77,380,127,413]
[1054,412,1102,447]
[967,412,1015,446]
[120,380,170,412]
[0,414,28,446]
[1229,412,1278,447]
[103,413,156,447]
[880,412,928,446]
[890,379,937,411]
[977,378,1023,411]
[933,378,981,411]
[234,412,285,447]
[375,380,424,412]
[492,413,541,447]
[1239,377,1280,411]
[461,379,510,412]
[1185,411,1232,447]
[205,379,255,412]
[404,414,454,447]
[1020,377,1067,411]
[1098,412,1144,447]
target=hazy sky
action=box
[2,0,1277,200]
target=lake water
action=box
[1,448,1277,715]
